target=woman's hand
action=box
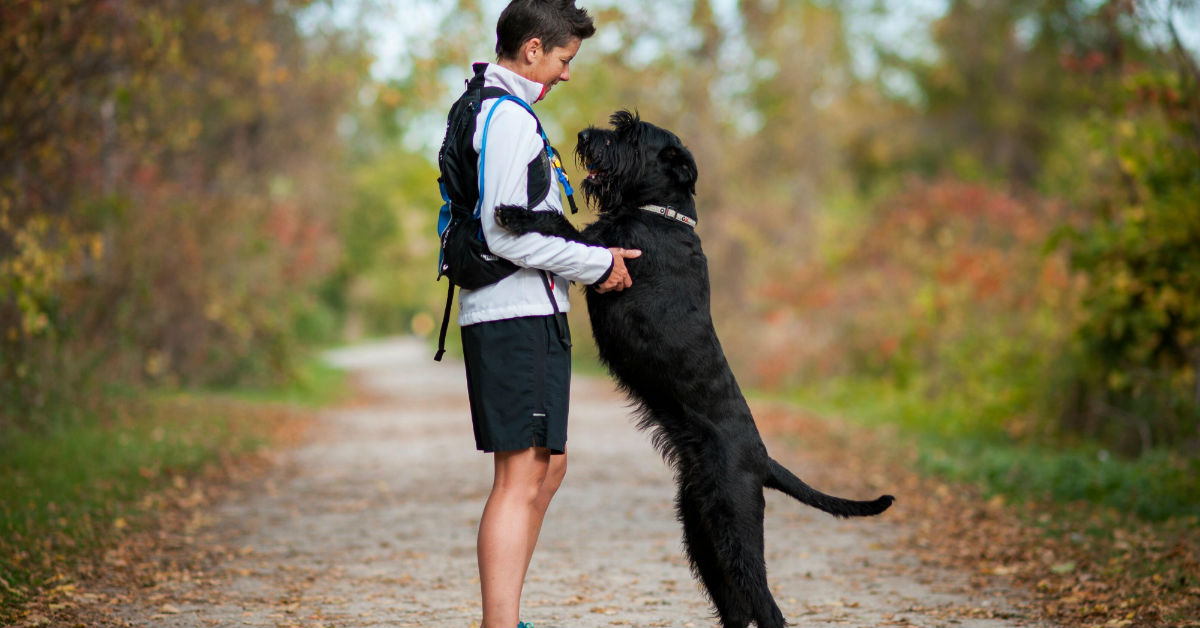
[594,248,642,293]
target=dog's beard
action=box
[580,172,620,210]
[577,142,636,211]
[578,150,619,210]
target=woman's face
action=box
[524,37,581,98]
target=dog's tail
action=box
[765,458,894,518]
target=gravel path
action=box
[108,337,1039,628]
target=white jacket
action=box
[457,63,613,326]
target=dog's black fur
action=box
[496,110,894,628]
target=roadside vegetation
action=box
[1,2,363,622]
[756,403,1200,627]
[0,357,346,623]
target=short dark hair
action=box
[495,0,595,60]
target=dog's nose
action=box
[578,129,591,143]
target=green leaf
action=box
[1051,561,1077,574]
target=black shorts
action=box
[461,314,571,455]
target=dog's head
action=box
[576,110,698,212]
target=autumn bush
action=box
[735,0,1200,468]
[0,1,369,428]
[1044,65,1200,455]
[742,180,1076,440]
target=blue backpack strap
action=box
[478,95,579,217]
[549,146,579,214]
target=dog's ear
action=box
[659,145,698,194]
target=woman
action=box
[453,2,641,627]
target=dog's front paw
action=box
[494,205,534,232]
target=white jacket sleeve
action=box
[475,102,613,285]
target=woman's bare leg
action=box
[478,447,566,628]
[523,450,566,574]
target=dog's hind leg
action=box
[678,488,753,628]
[704,478,787,628]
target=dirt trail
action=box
[102,337,1040,627]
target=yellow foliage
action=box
[2,0,370,419]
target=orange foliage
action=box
[1,0,369,422]
[738,178,1077,393]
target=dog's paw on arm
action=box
[495,205,588,243]
[494,204,533,231]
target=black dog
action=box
[496,110,893,628]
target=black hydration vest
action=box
[433,63,576,361]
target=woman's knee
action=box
[491,448,552,501]
[537,452,567,500]
[547,452,567,486]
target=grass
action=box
[218,353,350,407]
[913,437,1199,521]
[0,353,348,622]
[776,377,1200,522]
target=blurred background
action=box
[2,0,1198,513]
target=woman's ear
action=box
[523,37,543,64]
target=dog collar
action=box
[639,204,696,228]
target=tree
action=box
[0,0,371,426]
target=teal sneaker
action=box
[517,623,534,628]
